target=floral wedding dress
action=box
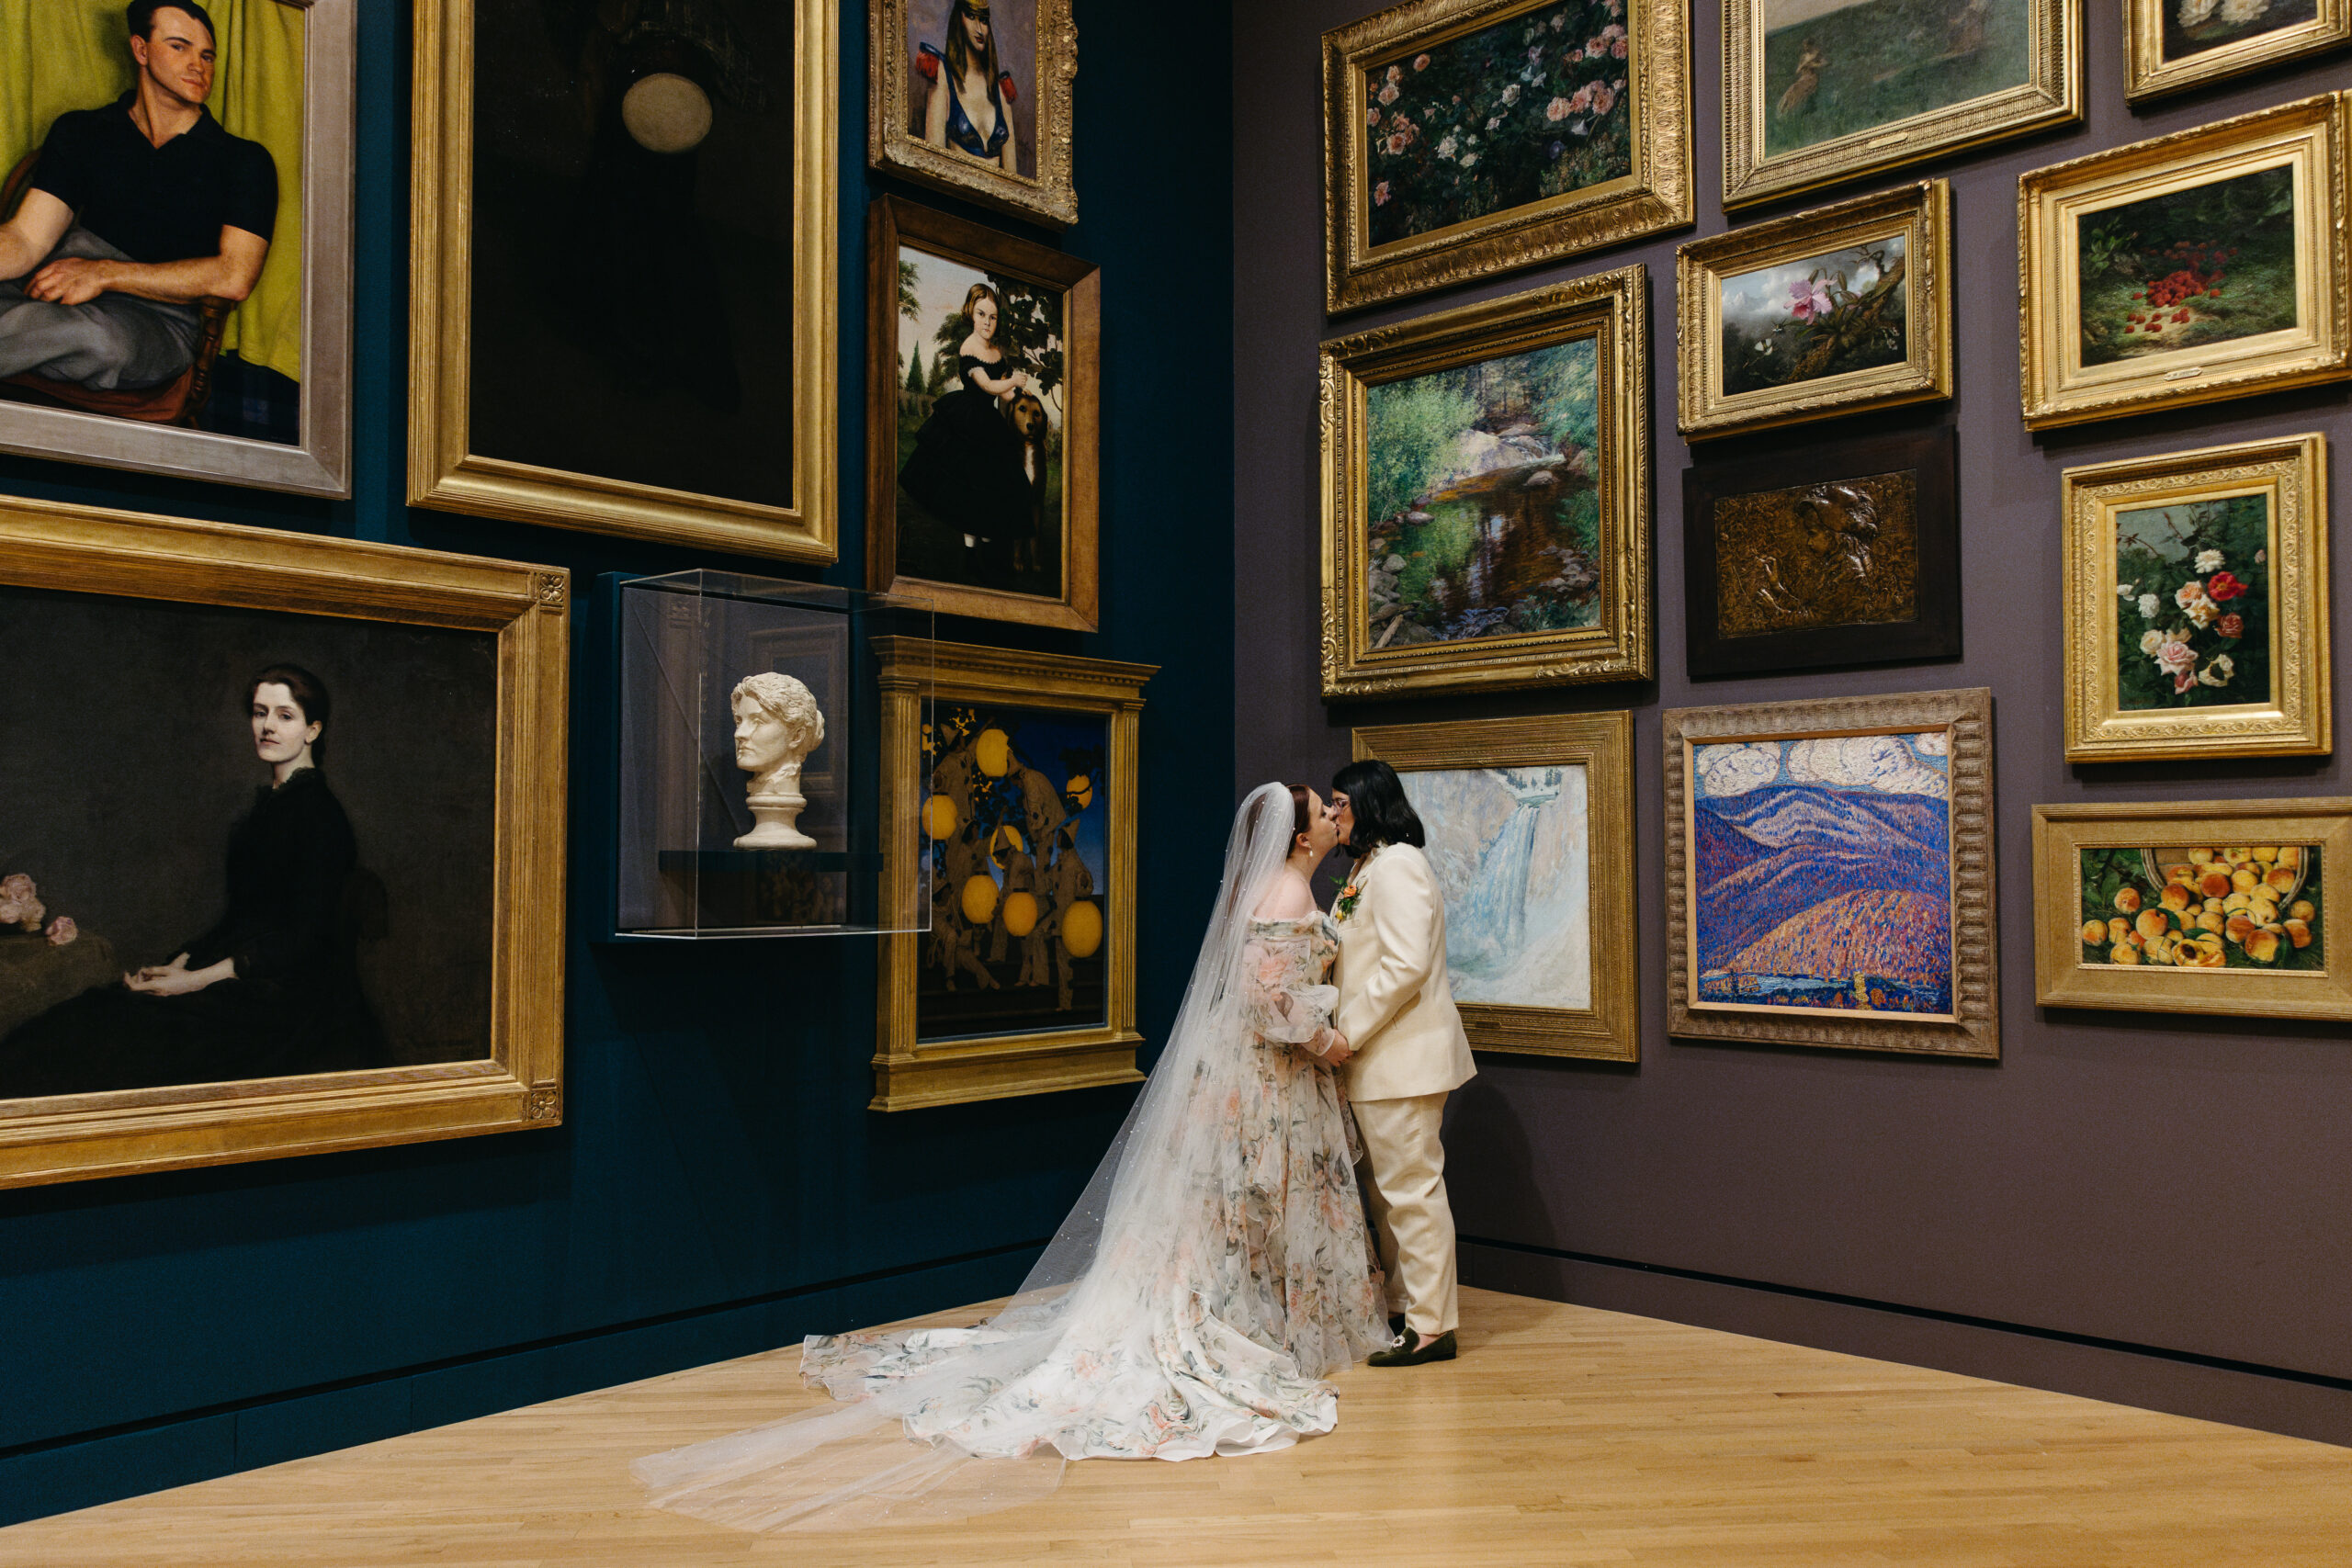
[636,785,1387,1530]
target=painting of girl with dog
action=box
[868,197,1101,630]
[896,258,1061,596]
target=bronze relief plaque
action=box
[1712,468,1920,641]
[1685,427,1958,678]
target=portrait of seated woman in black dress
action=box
[0,664,387,1100]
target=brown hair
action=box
[1285,784,1315,851]
[959,282,1001,341]
[946,0,1003,93]
[248,663,332,764]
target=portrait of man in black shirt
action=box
[0,0,277,393]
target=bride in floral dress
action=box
[636,784,1387,1530]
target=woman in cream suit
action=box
[1329,759,1476,1366]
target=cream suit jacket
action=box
[1334,842,1476,1103]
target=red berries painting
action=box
[2075,165,2297,367]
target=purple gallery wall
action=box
[1232,5,2352,1438]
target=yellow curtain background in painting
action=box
[0,0,304,383]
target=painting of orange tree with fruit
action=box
[919,703,1109,1040]
[2075,165,2297,367]
[2079,843,2323,971]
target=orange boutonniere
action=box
[1334,883,1363,921]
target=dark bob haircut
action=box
[128,0,217,46]
[1331,758,1424,858]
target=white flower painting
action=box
[1400,764,1592,1010]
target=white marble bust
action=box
[729,671,824,850]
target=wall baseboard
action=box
[1463,1238,2352,1449]
[0,1247,1037,1529]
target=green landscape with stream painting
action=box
[1363,336,1602,649]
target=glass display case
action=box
[595,571,933,939]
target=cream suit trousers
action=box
[1352,1090,1458,1339]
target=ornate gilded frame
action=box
[0,0,355,497]
[1319,265,1652,701]
[1353,712,1639,1062]
[2063,434,2330,763]
[865,197,1101,630]
[2019,93,2350,430]
[2125,0,2349,103]
[2034,798,2352,1020]
[0,496,568,1189]
[873,637,1152,1111]
[1677,181,1952,439]
[1321,0,1692,315]
[868,0,1077,229]
[409,0,838,559]
[1724,0,2078,209]
[1664,687,1997,1058]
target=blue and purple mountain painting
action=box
[1690,736,1953,1014]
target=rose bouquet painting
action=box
[2112,493,2269,710]
[2075,165,2299,367]
[1363,0,1634,251]
[2078,843,2322,970]
[1718,238,1907,398]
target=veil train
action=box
[634,783,1358,1531]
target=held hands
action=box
[26,256,113,306]
[1321,1031,1353,1066]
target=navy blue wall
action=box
[0,0,1235,1523]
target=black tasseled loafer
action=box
[1367,1328,1457,1367]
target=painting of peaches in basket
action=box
[2078,843,2323,970]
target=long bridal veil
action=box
[634,783,1308,1531]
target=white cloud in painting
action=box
[1912,729,1950,757]
[1784,736,1948,800]
[1692,742,1783,799]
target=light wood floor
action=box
[7,1287,2352,1566]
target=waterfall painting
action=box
[1666,687,1998,1058]
[1354,710,1639,1061]
[1402,764,1592,1011]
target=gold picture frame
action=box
[0,496,568,1189]
[1319,265,1651,701]
[1723,0,2079,210]
[1664,687,1997,1058]
[0,0,357,498]
[2019,92,2350,430]
[1321,0,1692,315]
[1353,712,1639,1062]
[868,0,1078,229]
[2063,434,2330,763]
[873,638,1153,1111]
[865,197,1101,630]
[2034,798,2352,1020]
[409,0,839,559]
[2125,0,2350,104]
[1677,179,1952,439]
